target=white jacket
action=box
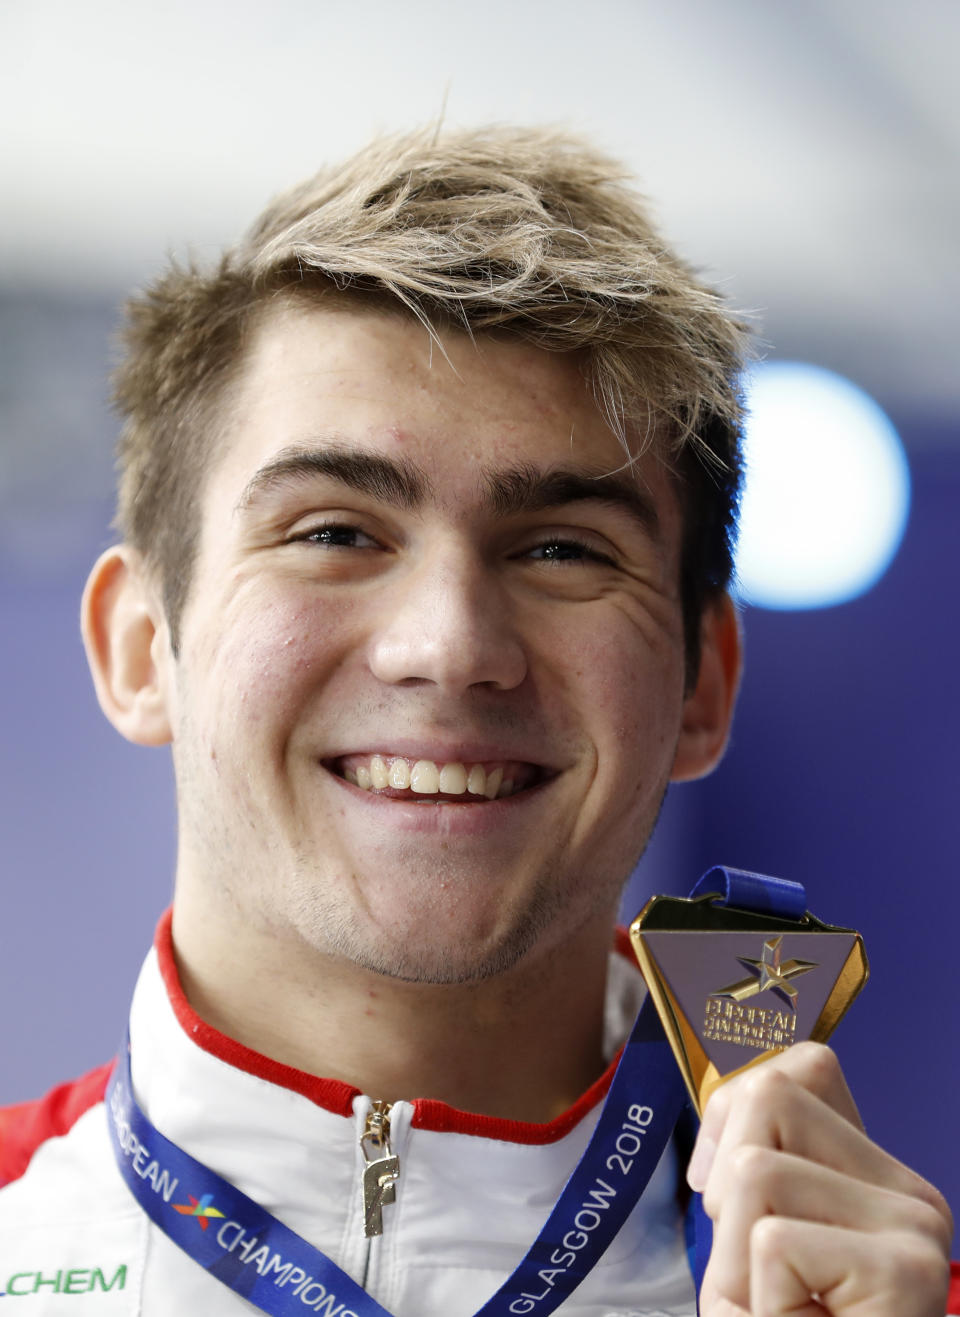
[0,915,696,1315]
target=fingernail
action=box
[686,1133,716,1192]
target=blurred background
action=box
[2,0,957,1240]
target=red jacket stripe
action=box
[0,1061,113,1186]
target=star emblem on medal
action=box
[712,935,818,1010]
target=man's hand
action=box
[687,1043,953,1315]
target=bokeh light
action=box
[736,362,910,609]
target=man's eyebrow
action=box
[483,463,662,538]
[235,442,429,514]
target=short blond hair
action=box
[114,125,747,665]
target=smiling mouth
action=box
[328,755,547,802]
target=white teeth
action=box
[344,756,527,799]
[438,762,468,793]
[410,760,439,793]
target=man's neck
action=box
[170,897,617,1124]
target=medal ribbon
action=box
[106,868,805,1317]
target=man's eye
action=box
[293,523,378,549]
[525,538,613,565]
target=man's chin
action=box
[343,937,534,986]
[287,889,559,986]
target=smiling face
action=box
[115,301,737,984]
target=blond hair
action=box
[114,125,747,664]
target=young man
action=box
[0,127,953,1314]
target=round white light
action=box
[735,362,910,610]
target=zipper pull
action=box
[361,1100,399,1238]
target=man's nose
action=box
[367,550,527,694]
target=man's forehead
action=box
[230,299,609,437]
[216,300,671,517]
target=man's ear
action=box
[81,546,173,746]
[670,592,742,783]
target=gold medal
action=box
[629,888,868,1116]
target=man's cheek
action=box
[574,628,679,733]
[190,604,341,719]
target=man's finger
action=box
[690,1042,861,1192]
[696,1061,948,1228]
[691,1043,862,1188]
[747,1218,951,1317]
[705,1147,953,1305]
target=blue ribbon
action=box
[690,866,808,922]
[106,867,805,1316]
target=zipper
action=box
[360,1100,400,1239]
